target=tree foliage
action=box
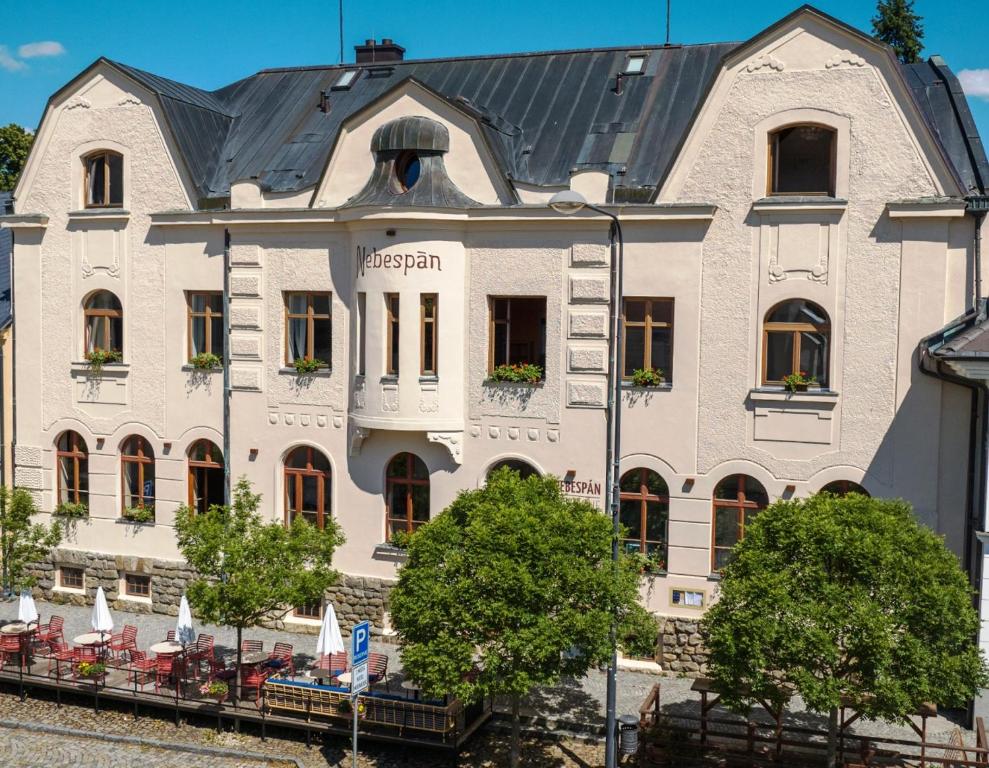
[872,0,924,64]
[390,468,641,767]
[0,124,33,192]
[174,477,344,698]
[0,486,62,595]
[702,493,987,766]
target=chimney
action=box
[354,38,405,64]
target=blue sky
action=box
[1,0,987,144]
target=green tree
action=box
[0,124,33,192]
[872,0,924,64]
[390,468,641,768]
[702,493,987,768]
[174,477,344,703]
[0,486,62,596]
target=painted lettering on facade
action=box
[357,245,442,277]
[559,478,602,498]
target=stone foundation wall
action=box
[658,616,710,676]
[28,549,397,633]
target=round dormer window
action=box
[395,151,421,192]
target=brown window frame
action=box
[83,150,124,209]
[386,293,400,375]
[768,124,837,197]
[711,474,767,572]
[284,292,331,367]
[283,446,331,529]
[761,300,831,387]
[56,431,88,506]
[622,298,674,380]
[120,436,155,512]
[487,296,547,374]
[59,566,84,590]
[420,294,438,376]
[385,452,430,537]
[187,291,223,360]
[187,439,224,514]
[293,601,322,620]
[123,573,151,598]
[357,292,367,376]
[84,291,123,355]
[619,468,670,566]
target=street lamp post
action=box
[548,190,624,768]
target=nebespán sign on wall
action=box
[357,245,442,277]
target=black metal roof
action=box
[99,35,985,204]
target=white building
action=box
[3,7,987,670]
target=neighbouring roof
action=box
[0,193,10,329]
[936,311,989,358]
[51,9,988,205]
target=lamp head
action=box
[548,189,588,215]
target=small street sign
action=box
[351,661,369,694]
[352,620,370,666]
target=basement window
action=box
[333,69,360,90]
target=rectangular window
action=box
[357,292,367,376]
[285,292,332,367]
[293,601,322,620]
[386,293,400,375]
[420,294,438,376]
[489,297,547,372]
[623,298,674,381]
[187,292,223,360]
[124,573,151,598]
[59,567,84,590]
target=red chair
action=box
[240,666,268,703]
[47,642,74,678]
[240,639,262,655]
[314,652,348,678]
[127,650,157,691]
[109,625,138,661]
[36,615,64,646]
[267,642,294,676]
[165,630,176,642]
[154,655,185,694]
[188,634,214,678]
[367,651,389,688]
[0,635,25,670]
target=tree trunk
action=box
[511,693,521,768]
[233,626,242,707]
[826,706,838,768]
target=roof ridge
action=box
[107,59,237,117]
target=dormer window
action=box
[333,69,360,90]
[394,151,421,192]
[769,125,836,196]
[624,54,647,74]
[84,150,123,208]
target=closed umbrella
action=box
[176,595,195,646]
[17,589,38,626]
[316,603,345,657]
[91,586,114,640]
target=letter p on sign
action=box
[352,620,370,666]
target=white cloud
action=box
[959,69,989,100]
[17,41,65,59]
[0,46,25,72]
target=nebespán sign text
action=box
[357,245,442,277]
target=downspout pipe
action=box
[223,228,231,506]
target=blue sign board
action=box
[352,620,370,666]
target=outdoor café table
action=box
[149,641,184,656]
[239,651,269,666]
[2,623,35,667]
[400,678,421,701]
[336,672,352,689]
[73,632,110,647]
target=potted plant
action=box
[53,502,89,520]
[76,660,106,680]
[487,363,543,384]
[389,529,413,549]
[190,352,222,371]
[782,370,817,393]
[199,680,229,704]
[84,348,122,374]
[293,356,326,375]
[628,550,666,574]
[630,367,665,387]
[122,506,155,524]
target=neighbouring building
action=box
[2,6,988,668]
[0,191,12,486]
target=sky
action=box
[0,0,987,145]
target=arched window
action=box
[188,440,224,514]
[820,480,870,497]
[619,468,669,570]
[487,458,540,481]
[56,431,89,507]
[712,474,768,572]
[769,124,836,196]
[121,436,154,511]
[84,291,123,356]
[84,150,123,208]
[763,300,830,387]
[284,446,331,528]
[386,453,430,537]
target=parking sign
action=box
[351,661,369,694]
[352,620,370,666]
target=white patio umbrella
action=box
[91,586,114,639]
[176,594,196,646]
[315,603,345,657]
[17,589,38,626]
